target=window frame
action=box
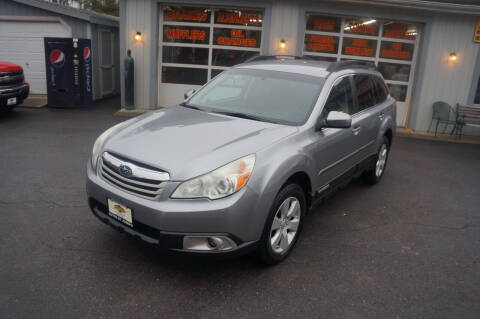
[321,74,356,117]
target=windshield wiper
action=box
[212,111,266,122]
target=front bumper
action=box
[86,162,264,254]
[0,84,29,107]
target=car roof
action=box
[235,56,378,79]
[236,59,331,78]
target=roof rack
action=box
[244,55,313,63]
[326,60,376,72]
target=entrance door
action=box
[99,30,115,96]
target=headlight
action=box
[91,122,128,170]
[172,154,255,200]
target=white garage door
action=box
[0,20,71,94]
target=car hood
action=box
[104,106,297,180]
[0,61,23,72]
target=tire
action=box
[257,183,306,265]
[363,136,390,185]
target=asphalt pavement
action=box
[1,97,479,318]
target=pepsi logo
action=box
[83,47,91,63]
[49,49,65,68]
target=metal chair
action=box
[427,101,458,136]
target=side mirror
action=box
[319,111,352,129]
[184,89,196,100]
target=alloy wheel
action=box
[375,143,388,177]
[269,197,301,254]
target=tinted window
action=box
[162,46,208,65]
[212,49,257,67]
[162,67,207,85]
[324,77,354,115]
[354,75,376,111]
[373,77,388,104]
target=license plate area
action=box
[107,198,133,227]
[7,97,17,106]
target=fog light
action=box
[183,236,237,251]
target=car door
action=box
[313,75,363,190]
[351,74,379,159]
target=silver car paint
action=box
[86,63,395,248]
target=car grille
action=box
[0,70,24,87]
[99,152,169,200]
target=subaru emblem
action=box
[119,164,133,177]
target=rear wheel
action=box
[257,183,306,265]
[363,136,389,184]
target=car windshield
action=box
[185,68,325,125]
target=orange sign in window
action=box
[216,11,262,26]
[306,35,337,52]
[313,18,336,31]
[215,28,260,48]
[345,21,378,36]
[384,23,415,40]
[343,38,376,57]
[166,29,207,41]
[381,42,412,60]
[166,9,208,22]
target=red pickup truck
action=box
[0,61,30,110]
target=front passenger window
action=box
[324,77,354,116]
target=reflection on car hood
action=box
[104,106,297,180]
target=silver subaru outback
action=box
[86,56,395,264]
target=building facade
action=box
[120,0,480,134]
[0,0,120,100]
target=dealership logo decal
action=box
[49,49,65,68]
[83,46,91,63]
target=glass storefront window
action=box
[304,34,339,54]
[377,62,411,81]
[380,41,414,61]
[342,38,377,57]
[387,84,408,102]
[162,66,207,85]
[213,28,261,48]
[162,46,209,65]
[344,18,379,36]
[383,22,417,40]
[214,9,263,26]
[305,14,341,33]
[163,26,210,44]
[212,49,257,67]
[160,6,263,86]
[164,6,211,23]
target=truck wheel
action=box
[257,183,306,265]
[363,136,389,185]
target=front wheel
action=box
[257,183,306,265]
[363,136,389,184]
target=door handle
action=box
[379,113,385,120]
[352,126,361,135]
